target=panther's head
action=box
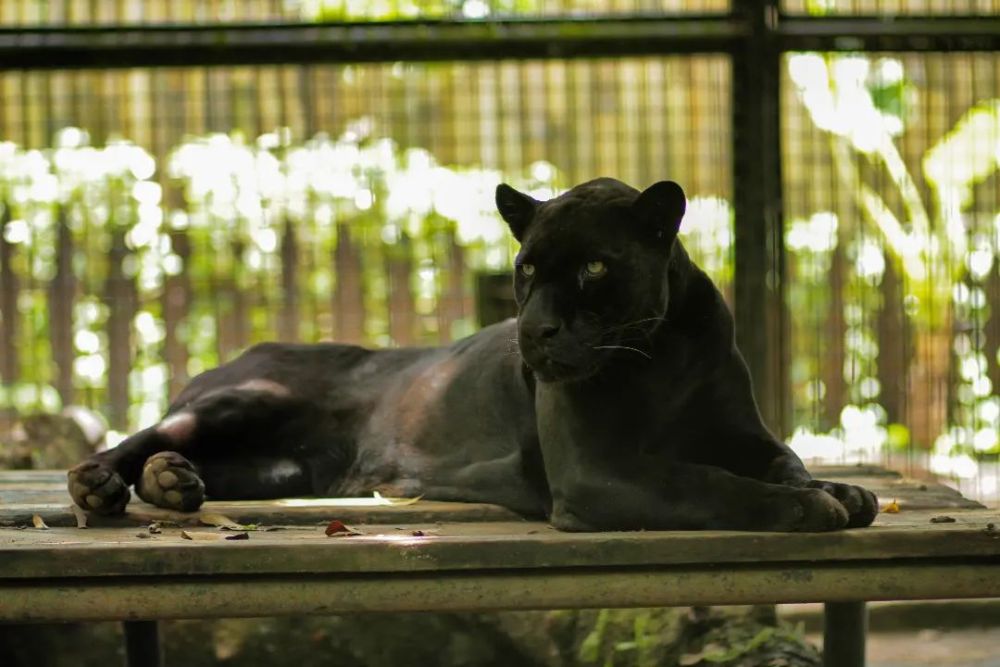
[496,177,687,383]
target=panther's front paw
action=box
[762,487,848,532]
[549,502,597,532]
[136,451,206,512]
[807,479,878,528]
[791,487,850,531]
[67,460,130,515]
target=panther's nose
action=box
[525,320,561,341]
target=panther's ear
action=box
[633,181,686,243]
[496,184,539,242]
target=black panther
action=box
[68,178,878,532]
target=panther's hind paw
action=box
[136,451,206,512]
[67,460,131,515]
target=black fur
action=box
[68,178,877,531]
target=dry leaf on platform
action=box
[884,499,900,513]
[325,520,363,537]
[32,514,49,530]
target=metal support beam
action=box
[732,0,790,437]
[780,16,1000,51]
[123,620,162,667]
[3,14,1000,70]
[823,601,868,667]
[0,19,743,69]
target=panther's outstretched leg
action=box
[134,451,313,510]
[679,351,879,529]
[191,456,313,500]
[68,381,314,515]
[545,458,852,533]
[723,437,879,528]
[703,435,879,529]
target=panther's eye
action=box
[519,263,536,277]
[584,260,607,278]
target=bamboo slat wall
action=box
[0,57,733,434]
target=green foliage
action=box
[867,79,912,125]
[785,52,1000,487]
[803,0,834,16]
[0,123,562,433]
[299,0,617,22]
[684,624,807,663]
[566,607,820,667]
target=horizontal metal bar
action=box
[2,15,997,70]
[0,19,743,69]
[3,559,1000,622]
[779,16,1000,52]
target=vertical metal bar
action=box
[823,601,868,667]
[123,620,162,667]
[732,0,789,438]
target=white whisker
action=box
[592,345,652,360]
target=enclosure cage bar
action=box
[731,0,788,435]
[0,18,742,68]
[780,17,1000,51]
[2,15,1000,70]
